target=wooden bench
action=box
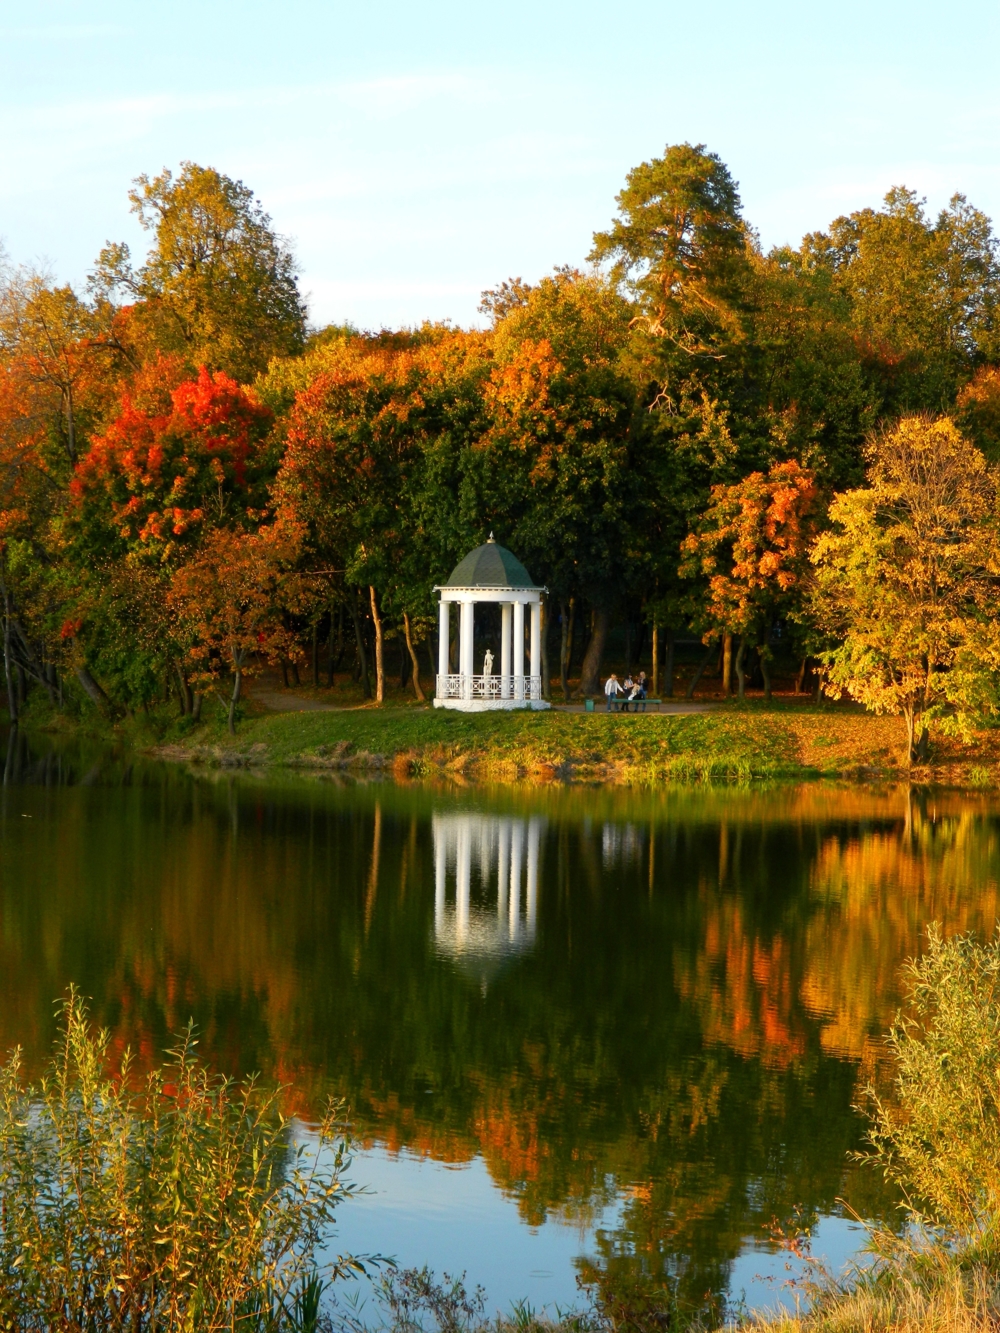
[599,696,663,712]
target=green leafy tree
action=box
[803,188,1000,411]
[93,162,306,382]
[590,142,750,358]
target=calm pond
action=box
[1,729,996,1314]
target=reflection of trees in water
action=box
[2,744,1000,1308]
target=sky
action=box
[1,0,999,331]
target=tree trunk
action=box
[312,624,319,687]
[560,599,573,701]
[291,660,301,687]
[2,601,17,727]
[350,592,371,698]
[578,605,610,697]
[281,660,290,688]
[327,607,338,687]
[759,648,772,701]
[403,612,425,702]
[735,637,747,700]
[652,623,659,697]
[722,633,734,696]
[685,642,715,699]
[192,692,202,722]
[228,651,244,736]
[76,666,109,713]
[664,627,675,698]
[904,703,915,767]
[795,657,807,695]
[175,665,193,716]
[369,586,385,704]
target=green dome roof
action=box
[445,537,538,589]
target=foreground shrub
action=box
[863,926,1000,1267]
[0,991,362,1330]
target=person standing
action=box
[636,671,648,712]
[604,673,623,711]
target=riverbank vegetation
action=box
[6,154,1000,759]
[4,933,999,1333]
[150,697,949,784]
[0,991,362,1330]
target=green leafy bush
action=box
[0,991,363,1330]
[863,926,1000,1267]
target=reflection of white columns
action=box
[460,600,474,701]
[501,604,512,700]
[509,820,523,939]
[527,818,540,938]
[513,602,524,701]
[435,820,446,932]
[498,820,510,920]
[431,813,545,960]
[456,821,471,943]
[438,600,450,681]
[530,602,541,696]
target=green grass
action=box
[160,702,805,783]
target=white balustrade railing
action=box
[436,673,542,701]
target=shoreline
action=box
[141,700,1000,788]
[11,694,1000,789]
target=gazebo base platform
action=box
[433,698,551,712]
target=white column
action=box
[456,819,471,945]
[460,599,474,701]
[526,818,540,939]
[500,604,512,700]
[509,820,523,939]
[513,600,525,701]
[434,818,446,937]
[497,820,510,920]
[438,599,450,690]
[529,601,541,700]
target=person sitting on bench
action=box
[634,672,648,711]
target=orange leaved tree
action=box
[681,459,820,697]
[168,522,302,734]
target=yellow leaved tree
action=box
[810,415,1000,764]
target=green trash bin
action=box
[585,697,595,712]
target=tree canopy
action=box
[5,149,1000,754]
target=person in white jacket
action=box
[604,673,623,711]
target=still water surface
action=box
[1,731,997,1314]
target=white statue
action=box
[483,649,494,677]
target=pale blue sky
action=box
[1,0,997,330]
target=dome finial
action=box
[487,531,495,543]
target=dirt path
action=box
[244,684,341,713]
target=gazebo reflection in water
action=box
[432,813,544,968]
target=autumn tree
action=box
[477,270,637,695]
[168,522,302,734]
[65,360,274,710]
[810,416,1000,763]
[92,163,305,382]
[681,460,819,697]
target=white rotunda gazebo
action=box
[434,537,550,711]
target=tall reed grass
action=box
[0,991,363,1331]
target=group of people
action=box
[603,671,648,711]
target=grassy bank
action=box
[148,697,991,785]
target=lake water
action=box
[2,729,997,1317]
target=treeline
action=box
[4,148,1000,753]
